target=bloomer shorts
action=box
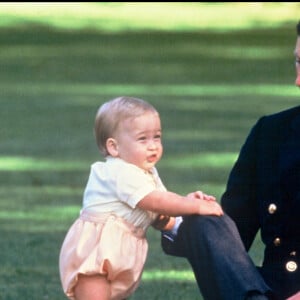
[59,210,148,300]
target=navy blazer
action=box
[221,105,300,297]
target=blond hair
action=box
[94,96,158,156]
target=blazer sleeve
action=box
[221,118,264,251]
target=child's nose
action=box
[148,140,157,149]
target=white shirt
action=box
[82,157,167,229]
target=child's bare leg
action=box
[74,274,110,300]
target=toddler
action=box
[59,96,223,300]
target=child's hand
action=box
[187,191,223,216]
[196,198,223,216]
[152,215,176,230]
[191,190,216,202]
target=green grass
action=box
[0,3,299,300]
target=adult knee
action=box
[182,215,226,236]
[180,214,239,247]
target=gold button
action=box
[286,261,297,272]
[273,237,281,246]
[268,203,277,214]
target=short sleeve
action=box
[115,164,157,208]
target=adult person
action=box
[161,20,300,300]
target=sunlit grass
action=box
[0,152,236,171]
[142,269,195,281]
[0,156,87,171]
[1,83,299,97]
[0,2,299,31]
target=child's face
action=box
[114,112,163,171]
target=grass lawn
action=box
[0,3,299,299]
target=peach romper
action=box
[59,157,166,300]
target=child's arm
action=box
[137,190,223,217]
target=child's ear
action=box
[106,138,119,157]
